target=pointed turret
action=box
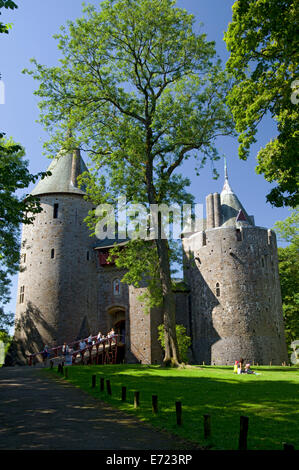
[31,148,87,197]
[220,159,254,227]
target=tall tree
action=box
[26,0,234,366]
[224,0,299,208]
[274,207,299,350]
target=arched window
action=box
[113,279,121,296]
[216,282,220,297]
[51,249,55,259]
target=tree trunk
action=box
[155,236,181,367]
[145,126,180,366]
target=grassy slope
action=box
[45,364,299,450]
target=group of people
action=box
[233,358,259,375]
[61,328,116,355]
[39,328,117,365]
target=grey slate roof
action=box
[31,149,88,197]
[220,175,254,227]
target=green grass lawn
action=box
[45,364,299,450]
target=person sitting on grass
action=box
[237,358,245,374]
[233,361,239,373]
[244,363,261,375]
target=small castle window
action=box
[113,279,121,296]
[261,256,265,268]
[51,249,55,259]
[19,285,25,304]
[202,231,207,246]
[236,228,242,241]
[53,203,59,219]
[216,282,220,297]
[87,251,90,261]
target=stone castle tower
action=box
[182,164,288,365]
[13,148,99,359]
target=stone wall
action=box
[96,261,163,364]
[183,226,288,365]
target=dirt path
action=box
[0,367,197,450]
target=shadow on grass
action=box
[50,364,299,451]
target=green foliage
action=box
[25,0,234,196]
[0,136,47,330]
[0,329,12,361]
[224,0,299,207]
[158,323,191,363]
[0,0,17,35]
[274,207,299,349]
[109,239,163,313]
[274,206,299,247]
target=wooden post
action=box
[57,364,61,373]
[238,416,249,450]
[50,360,53,369]
[176,401,182,425]
[100,377,104,392]
[152,395,158,414]
[203,414,211,439]
[60,363,64,375]
[121,386,126,402]
[283,443,295,451]
[92,374,96,388]
[134,391,140,408]
[106,379,112,395]
[65,367,68,378]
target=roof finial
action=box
[222,157,233,194]
[224,156,228,181]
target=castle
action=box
[10,148,288,365]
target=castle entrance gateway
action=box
[108,306,126,363]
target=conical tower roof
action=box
[220,159,254,227]
[31,148,88,197]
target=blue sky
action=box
[0,0,290,330]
